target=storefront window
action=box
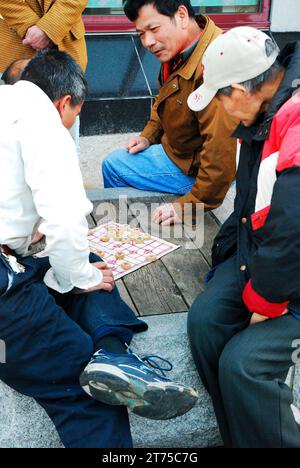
[83,0,270,32]
[85,1,123,16]
[84,0,261,16]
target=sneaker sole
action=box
[80,364,198,420]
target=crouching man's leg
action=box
[0,255,131,448]
[187,256,250,446]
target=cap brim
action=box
[187,85,217,112]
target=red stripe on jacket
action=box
[243,94,300,317]
[242,280,289,318]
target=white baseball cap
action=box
[188,27,280,112]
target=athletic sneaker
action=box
[80,349,198,420]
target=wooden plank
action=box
[122,260,188,316]
[91,197,135,227]
[197,212,219,264]
[126,197,209,308]
[91,195,187,316]
[116,279,138,316]
[124,196,201,311]
[88,188,220,313]
[124,196,187,315]
[159,233,209,308]
[158,195,219,265]
[124,195,188,315]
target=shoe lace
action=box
[126,344,173,377]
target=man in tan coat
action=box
[0,1,89,150]
[0,1,88,72]
[102,0,238,225]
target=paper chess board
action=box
[88,222,180,280]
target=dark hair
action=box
[2,58,29,85]
[123,0,195,21]
[217,39,283,97]
[20,49,87,106]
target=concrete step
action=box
[129,313,220,448]
[1,313,299,448]
[0,313,221,448]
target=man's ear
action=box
[53,95,72,119]
[231,83,249,94]
[176,5,189,29]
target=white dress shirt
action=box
[0,80,103,293]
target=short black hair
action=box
[20,49,87,106]
[123,0,195,22]
[2,59,29,85]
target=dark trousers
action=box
[0,253,147,448]
[187,256,300,448]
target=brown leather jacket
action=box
[0,0,88,71]
[141,15,238,211]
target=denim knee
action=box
[103,150,128,170]
[102,150,128,187]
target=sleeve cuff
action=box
[140,128,162,145]
[242,280,289,318]
[43,264,103,294]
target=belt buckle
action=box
[0,246,26,274]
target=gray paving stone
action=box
[0,381,62,448]
[0,313,221,448]
[129,313,221,448]
[80,133,132,189]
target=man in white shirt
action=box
[0,50,197,448]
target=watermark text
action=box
[0,339,6,364]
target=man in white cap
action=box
[187,27,300,447]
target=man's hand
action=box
[153,203,182,226]
[250,313,269,326]
[75,262,115,294]
[250,308,289,326]
[23,26,53,50]
[126,136,150,154]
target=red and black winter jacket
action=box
[211,42,300,319]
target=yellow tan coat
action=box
[0,0,88,71]
[141,15,238,212]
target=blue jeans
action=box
[102,144,196,194]
[0,252,147,448]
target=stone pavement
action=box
[0,313,221,448]
[79,133,133,189]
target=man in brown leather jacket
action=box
[102,0,238,225]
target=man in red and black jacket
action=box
[187,27,300,448]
